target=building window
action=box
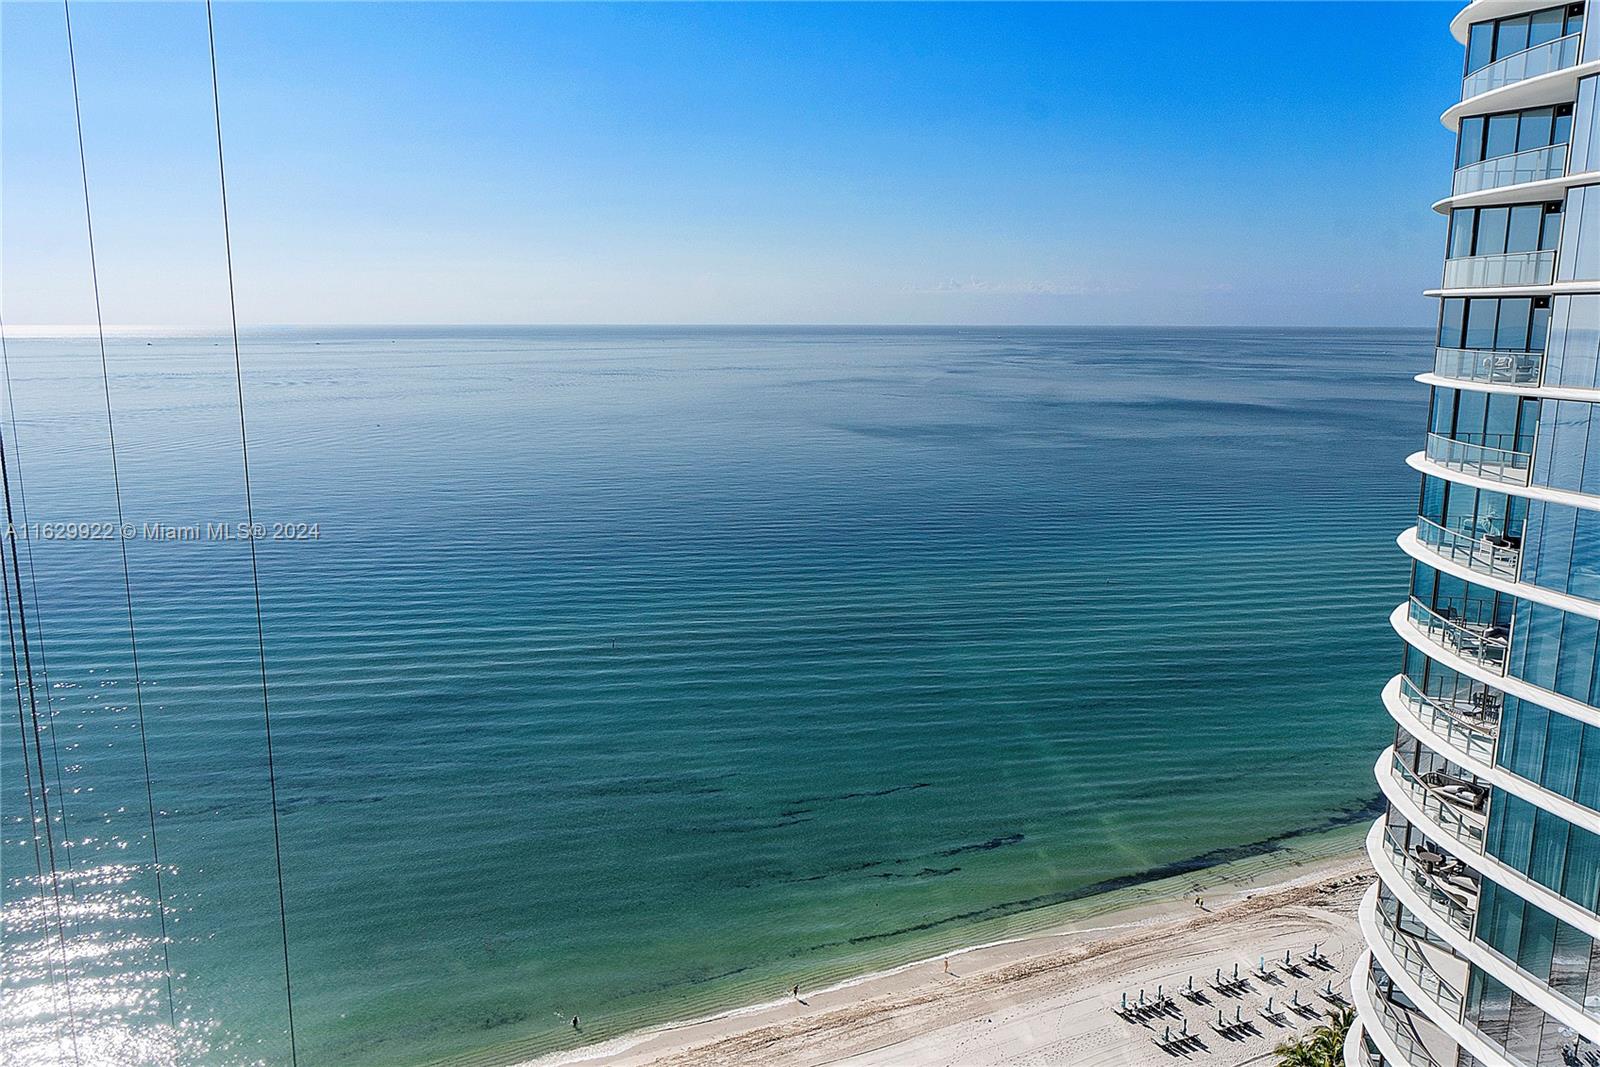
[1438,297,1552,351]
[1417,474,1526,545]
[1466,3,1586,75]
[1447,203,1562,258]
[1458,104,1575,167]
[1426,386,1541,453]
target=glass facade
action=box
[1477,875,1600,1010]
[1427,386,1540,455]
[1571,76,1600,171]
[1540,294,1600,389]
[1360,10,1600,1067]
[1419,473,1528,546]
[1448,203,1563,258]
[1556,185,1600,281]
[1485,789,1600,913]
[1411,560,1515,629]
[1404,643,1504,721]
[1465,962,1593,1066]
[1519,497,1600,598]
[1465,5,1586,75]
[1457,104,1574,169]
[1498,697,1600,812]
[1529,398,1600,495]
[1507,598,1600,704]
[1437,296,1552,353]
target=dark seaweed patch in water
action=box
[273,793,390,816]
[750,857,893,887]
[873,866,962,881]
[799,796,1383,953]
[566,773,732,799]
[477,1007,530,1033]
[784,782,931,806]
[936,833,1024,858]
[748,836,1020,888]
[689,815,816,835]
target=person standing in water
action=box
[572,1016,580,1031]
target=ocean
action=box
[0,326,1417,1066]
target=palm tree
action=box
[1275,1005,1356,1067]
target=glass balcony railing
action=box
[1453,144,1568,196]
[1414,515,1521,582]
[1397,674,1500,763]
[1441,249,1556,288]
[1374,893,1465,1021]
[1382,820,1478,935]
[1462,33,1582,99]
[1365,962,1446,1067]
[1424,432,1532,487]
[1433,346,1542,386]
[1408,596,1510,674]
[1389,749,1489,849]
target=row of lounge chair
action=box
[1116,944,1344,1056]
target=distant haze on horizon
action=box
[4,2,1457,329]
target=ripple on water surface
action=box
[1,327,1417,1065]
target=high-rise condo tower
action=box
[1350,4,1600,1066]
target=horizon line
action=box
[3,322,1434,338]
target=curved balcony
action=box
[1453,144,1568,196]
[1362,835,1569,1067]
[1363,883,1540,1067]
[1373,809,1600,1053]
[1407,597,1510,673]
[1441,249,1556,289]
[1344,1016,1375,1067]
[1354,952,1449,1067]
[1387,746,1489,849]
[1348,1020,1381,1067]
[1366,824,1600,1061]
[1405,453,1600,520]
[1462,32,1582,99]
[1395,674,1500,763]
[1424,432,1532,486]
[1432,346,1542,386]
[1384,676,1600,861]
[1379,745,1600,966]
[1392,606,1600,741]
[1453,1,1588,44]
[1377,819,1480,935]
[1369,888,1467,1025]
[1413,516,1521,581]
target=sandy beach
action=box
[523,850,1374,1067]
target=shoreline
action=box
[517,839,1373,1067]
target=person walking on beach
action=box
[943,958,949,975]
[791,984,800,999]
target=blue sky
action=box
[3,2,1459,327]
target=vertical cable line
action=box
[0,467,68,1057]
[0,319,82,913]
[0,395,79,1066]
[204,4,298,1062]
[60,0,176,1025]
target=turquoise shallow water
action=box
[1,327,1415,1066]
